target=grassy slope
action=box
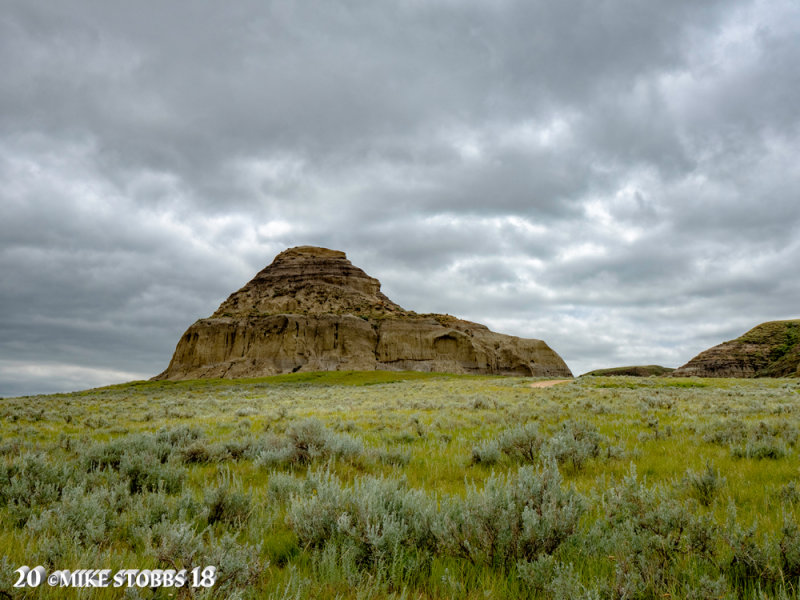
[748,320,800,377]
[2,373,800,598]
[581,365,675,377]
[714,319,800,377]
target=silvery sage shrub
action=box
[287,418,340,463]
[27,483,120,547]
[333,479,437,574]
[778,481,800,504]
[1,453,73,526]
[471,439,502,465]
[149,522,263,595]
[266,471,306,503]
[436,461,583,568]
[542,420,605,471]
[0,556,13,598]
[120,451,186,495]
[154,424,205,448]
[256,418,363,467]
[372,445,412,467]
[497,423,544,463]
[702,418,748,445]
[286,469,437,555]
[204,484,252,526]
[477,421,611,471]
[779,519,800,579]
[682,575,732,600]
[286,469,437,586]
[598,465,719,596]
[285,469,345,550]
[724,512,776,582]
[203,532,264,592]
[180,441,212,464]
[703,418,796,459]
[83,428,206,479]
[517,555,601,600]
[682,461,725,507]
[203,468,252,526]
[721,504,800,585]
[730,438,788,460]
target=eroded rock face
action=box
[154,246,572,380]
[672,320,800,378]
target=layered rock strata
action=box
[672,320,800,378]
[154,246,572,380]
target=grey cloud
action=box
[1,1,745,170]
[2,0,800,394]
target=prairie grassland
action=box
[1,373,800,599]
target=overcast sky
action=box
[2,1,799,396]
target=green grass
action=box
[581,365,675,377]
[95,369,457,393]
[1,374,800,598]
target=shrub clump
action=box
[286,469,437,585]
[151,521,263,594]
[27,483,119,547]
[471,439,502,465]
[472,421,613,471]
[594,465,721,597]
[121,452,186,495]
[205,486,252,526]
[542,421,605,471]
[498,423,544,463]
[730,438,788,460]
[682,461,725,507]
[256,418,363,467]
[0,453,73,527]
[286,461,583,585]
[437,461,583,568]
[373,446,412,467]
[517,555,599,600]
[702,419,797,460]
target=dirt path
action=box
[529,379,573,388]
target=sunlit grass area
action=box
[2,373,800,598]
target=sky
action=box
[2,1,800,396]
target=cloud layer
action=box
[2,0,800,395]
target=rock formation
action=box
[154,246,572,380]
[672,320,800,378]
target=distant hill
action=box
[154,246,572,380]
[673,320,800,378]
[581,365,674,377]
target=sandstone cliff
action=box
[154,246,572,380]
[672,320,800,378]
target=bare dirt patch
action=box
[529,379,573,388]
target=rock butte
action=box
[672,319,800,378]
[581,365,675,377]
[154,246,572,380]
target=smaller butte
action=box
[673,319,800,378]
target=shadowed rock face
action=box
[154,246,572,380]
[672,320,800,378]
